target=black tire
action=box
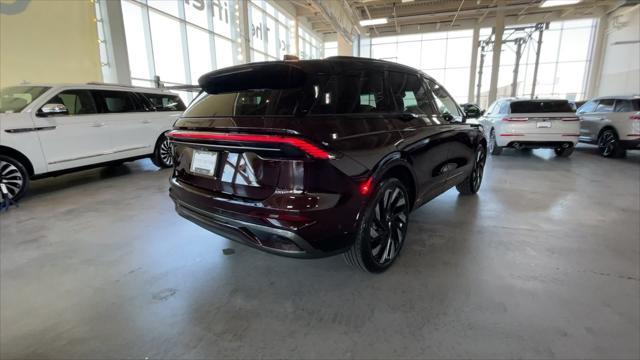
[554,146,574,157]
[597,129,626,158]
[456,143,486,195]
[151,135,173,168]
[0,155,29,202]
[344,178,410,273]
[488,129,502,155]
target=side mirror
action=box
[464,108,481,119]
[480,109,486,116]
[38,103,68,116]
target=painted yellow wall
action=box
[0,0,102,88]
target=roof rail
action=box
[86,82,136,88]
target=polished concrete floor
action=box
[1,145,639,359]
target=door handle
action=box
[141,119,151,124]
[92,122,105,127]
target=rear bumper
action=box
[620,139,640,149]
[497,133,579,148]
[169,178,360,258]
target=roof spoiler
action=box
[198,63,307,94]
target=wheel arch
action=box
[597,125,619,139]
[371,156,417,210]
[0,145,34,177]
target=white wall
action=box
[597,5,640,96]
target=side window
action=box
[388,72,437,115]
[486,101,498,115]
[595,99,614,113]
[426,79,462,119]
[577,100,597,114]
[44,90,97,115]
[92,90,136,113]
[614,100,632,112]
[144,93,186,111]
[309,70,393,114]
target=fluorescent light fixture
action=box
[540,0,581,7]
[401,0,415,3]
[359,18,388,26]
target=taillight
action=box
[560,117,579,121]
[630,114,640,120]
[167,130,331,159]
[359,177,373,196]
[502,117,528,122]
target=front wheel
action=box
[0,155,29,202]
[344,178,410,273]
[151,135,173,168]
[456,144,486,195]
[598,129,625,158]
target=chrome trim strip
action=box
[169,140,281,152]
[48,146,150,165]
[5,126,56,133]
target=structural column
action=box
[585,14,608,99]
[337,33,353,56]
[238,0,252,63]
[488,2,505,104]
[100,0,131,85]
[467,25,480,103]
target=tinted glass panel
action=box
[499,101,510,114]
[426,79,462,117]
[185,70,394,116]
[93,90,136,113]
[144,93,186,111]
[48,90,97,115]
[614,100,639,112]
[388,72,437,115]
[0,86,50,113]
[510,100,573,113]
[577,100,597,113]
[594,99,614,113]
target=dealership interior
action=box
[1,0,639,358]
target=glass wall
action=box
[116,0,324,102]
[370,30,474,103]
[324,41,337,58]
[368,18,596,107]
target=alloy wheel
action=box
[159,139,173,166]
[471,146,486,191]
[0,160,24,199]
[368,186,409,265]
[488,131,496,153]
[598,130,616,157]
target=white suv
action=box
[577,96,640,157]
[480,98,580,157]
[0,83,186,200]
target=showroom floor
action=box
[1,145,639,359]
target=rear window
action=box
[143,93,186,111]
[510,100,573,113]
[184,70,397,117]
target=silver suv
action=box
[577,96,640,157]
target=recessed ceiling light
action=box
[359,18,388,26]
[540,0,582,7]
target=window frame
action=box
[42,89,98,116]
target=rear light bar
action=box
[630,114,640,120]
[560,117,579,121]
[167,130,331,159]
[502,117,528,122]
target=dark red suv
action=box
[168,56,486,272]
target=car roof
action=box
[501,98,570,103]
[593,95,640,100]
[7,83,180,95]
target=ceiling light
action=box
[540,0,581,7]
[359,18,388,26]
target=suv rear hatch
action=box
[503,100,579,135]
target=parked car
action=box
[577,96,640,157]
[168,57,487,273]
[0,83,186,200]
[460,103,484,118]
[479,98,579,157]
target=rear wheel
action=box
[554,146,574,157]
[344,178,409,273]
[151,135,173,168]
[488,129,502,155]
[456,144,486,195]
[0,155,29,202]
[598,129,625,158]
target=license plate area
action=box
[190,150,218,177]
[537,121,552,128]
